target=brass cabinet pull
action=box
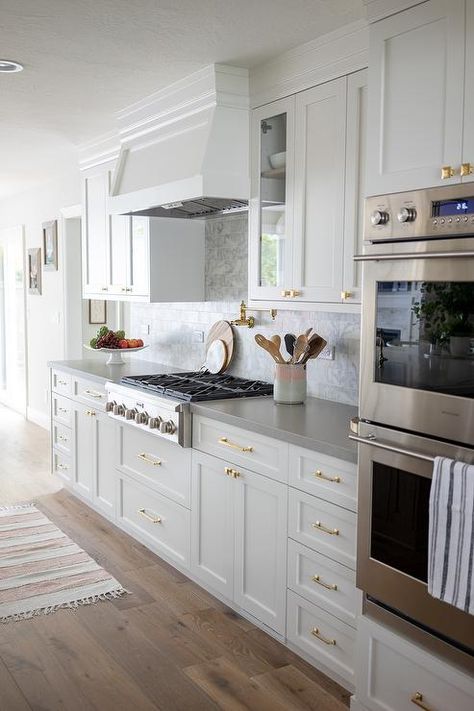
[312,521,339,536]
[137,452,161,466]
[281,289,301,298]
[411,692,432,710]
[218,436,253,453]
[224,466,241,479]
[441,165,455,179]
[138,508,162,524]
[85,410,96,417]
[460,162,473,177]
[314,469,341,483]
[57,463,68,471]
[311,627,336,646]
[281,289,291,297]
[340,290,352,300]
[84,389,103,399]
[312,574,337,591]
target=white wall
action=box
[0,168,81,427]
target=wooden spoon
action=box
[301,335,327,363]
[292,334,310,364]
[254,334,286,364]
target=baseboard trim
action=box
[26,407,50,431]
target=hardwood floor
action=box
[0,406,351,711]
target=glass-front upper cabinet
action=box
[249,97,295,301]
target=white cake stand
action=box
[83,345,149,365]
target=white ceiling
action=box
[0,0,364,198]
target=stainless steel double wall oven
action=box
[352,184,474,669]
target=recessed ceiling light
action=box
[0,60,24,73]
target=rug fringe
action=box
[0,587,130,624]
[0,503,35,512]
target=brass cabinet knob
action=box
[281,289,290,297]
[441,165,455,179]
[411,692,432,710]
[460,162,473,177]
[288,289,301,298]
[341,290,352,301]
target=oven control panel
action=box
[365,184,474,242]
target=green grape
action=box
[115,330,125,340]
[90,337,98,348]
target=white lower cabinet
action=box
[191,450,288,635]
[117,475,190,569]
[287,539,357,629]
[93,410,116,516]
[72,403,94,499]
[356,617,474,711]
[287,589,355,688]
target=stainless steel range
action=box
[352,185,474,671]
[106,372,273,448]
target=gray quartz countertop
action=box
[48,359,180,385]
[49,359,357,462]
[190,397,358,463]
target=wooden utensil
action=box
[206,320,234,371]
[255,334,286,363]
[301,335,327,363]
[304,327,313,338]
[284,333,296,359]
[292,334,310,364]
[270,334,284,362]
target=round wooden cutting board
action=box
[206,320,234,371]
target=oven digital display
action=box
[432,198,474,216]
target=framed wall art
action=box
[88,299,107,324]
[42,219,58,271]
[28,248,42,295]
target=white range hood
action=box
[108,64,250,218]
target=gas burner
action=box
[120,371,273,402]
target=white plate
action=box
[205,339,227,373]
[84,344,148,364]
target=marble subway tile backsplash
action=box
[124,215,361,406]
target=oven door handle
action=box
[348,434,434,462]
[354,251,474,262]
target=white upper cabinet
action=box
[81,164,205,302]
[462,0,474,182]
[293,78,346,303]
[249,70,367,309]
[366,0,466,195]
[82,171,110,296]
[249,97,295,302]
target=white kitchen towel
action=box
[428,456,474,615]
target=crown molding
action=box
[78,131,121,172]
[250,19,369,108]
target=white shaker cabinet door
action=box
[190,451,234,600]
[93,410,116,517]
[128,217,150,297]
[82,171,109,296]
[366,0,465,195]
[342,69,367,305]
[292,77,346,303]
[233,466,288,635]
[108,214,131,296]
[72,403,93,500]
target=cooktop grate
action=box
[121,371,273,402]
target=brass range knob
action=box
[125,408,137,420]
[159,419,176,435]
[148,416,163,430]
[135,411,149,425]
[105,401,116,413]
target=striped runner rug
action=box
[0,504,128,623]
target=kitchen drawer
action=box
[117,475,190,569]
[288,539,357,628]
[52,394,73,427]
[72,377,107,410]
[193,415,288,482]
[51,369,72,396]
[288,488,356,570]
[117,425,191,507]
[356,617,474,711]
[287,589,355,688]
[53,449,72,484]
[52,421,72,456]
[289,445,357,512]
